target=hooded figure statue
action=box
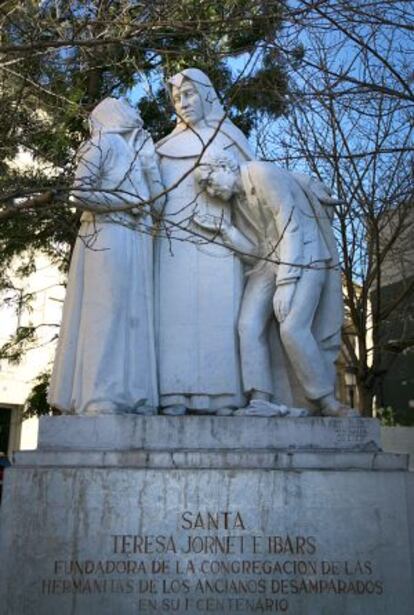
[48,97,162,415]
[155,68,254,415]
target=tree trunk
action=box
[357,381,374,417]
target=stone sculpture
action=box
[48,97,162,415]
[195,152,355,417]
[48,70,354,419]
[155,68,254,415]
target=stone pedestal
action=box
[1,416,413,615]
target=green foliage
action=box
[0,325,37,364]
[377,405,414,427]
[24,371,52,419]
[376,406,397,426]
[233,53,289,117]
[138,89,176,144]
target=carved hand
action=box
[218,219,233,237]
[273,283,296,323]
[193,213,231,234]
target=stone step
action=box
[38,415,381,451]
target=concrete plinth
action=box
[38,415,381,451]
[0,416,413,615]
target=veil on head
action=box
[166,68,225,127]
[162,68,253,160]
[89,97,143,135]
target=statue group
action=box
[48,68,355,419]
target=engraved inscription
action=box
[333,421,369,445]
[39,510,385,613]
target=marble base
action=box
[1,417,413,615]
[38,415,381,451]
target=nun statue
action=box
[156,68,255,415]
[48,98,163,415]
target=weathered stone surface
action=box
[1,417,413,615]
[38,415,381,451]
[1,463,413,615]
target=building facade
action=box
[0,255,64,455]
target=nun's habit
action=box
[48,98,158,414]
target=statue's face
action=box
[203,166,238,202]
[172,81,204,126]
